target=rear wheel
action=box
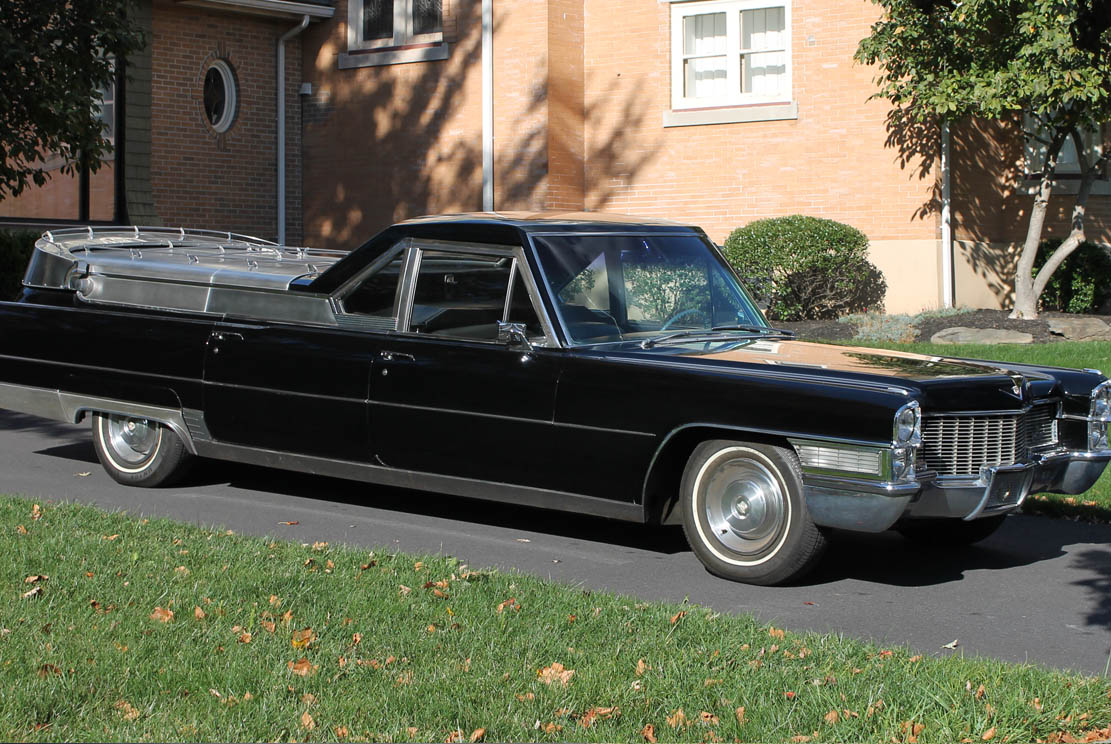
[91,412,193,487]
[680,440,827,585]
[896,515,1007,545]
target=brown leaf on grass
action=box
[635,658,649,676]
[790,736,811,743]
[769,626,786,639]
[24,574,48,584]
[37,663,62,678]
[670,611,687,624]
[269,594,281,606]
[238,632,252,644]
[280,609,293,624]
[469,727,486,742]
[311,541,328,551]
[666,708,688,729]
[433,588,448,599]
[909,655,923,663]
[981,727,996,741]
[335,725,349,740]
[103,534,119,541]
[261,620,275,633]
[642,723,658,743]
[542,722,562,734]
[699,711,719,725]
[174,566,189,576]
[399,585,412,596]
[735,707,746,725]
[114,700,140,721]
[31,504,43,521]
[444,730,462,743]
[413,561,424,571]
[580,707,619,728]
[704,678,722,687]
[291,628,315,649]
[21,586,43,600]
[193,606,206,620]
[537,662,574,687]
[975,683,986,699]
[1030,698,1044,711]
[288,658,317,677]
[301,693,317,705]
[866,700,885,717]
[515,692,535,701]
[300,711,315,730]
[16,524,28,535]
[497,597,521,613]
[395,670,413,686]
[407,727,419,738]
[824,710,840,724]
[350,632,362,646]
[150,606,174,622]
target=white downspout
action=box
[940,121,954,308]
[277,14,311,245]
[481,0,493,211]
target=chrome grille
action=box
[921,403,1059,476]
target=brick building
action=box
[3,0,1108,312]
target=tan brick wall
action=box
[150,1,303,243]
[0,163,116,222]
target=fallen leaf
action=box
[909,655,923,663]
[269,594,281,606]
[704,678,722,687]
[670,611,687,624]
[975,684,986,699]
[515,693,535,701]
[433,588,448,599]
[982,726,996,741]
[261,620,275,633]
[335,726,349,739]
[31,504,43,520]
[469,728,486,742]
[769,626,786,639]
[791,736,811,742]
[413,561,424,571]
[636,658,649,676]
[24,574,48,584]
[1030,698,1044,711]
[642,723,658,743]
[150,606,174,623]
[667,708,688,729]
[785,691,796,700]
[699,711,719,725]
[542,723,562,734]
[824,710,840,724]
[114,700,140,721]
[300,711,315,730]
[941,639,959,650]
[37,663,62,678]
[311,541,328,551]
[407,727,419,738]
[238,632,252,644]
[16,524,28,534]
[497,597,521,613]
[291,628,315,649]
[538,662,574,687]
[399,585,412,596]
[580,707,619,727]
[878,650,894,659]
[174,566,189,576]
[75,472,91,477]
[288,658,317,677]
[279,521,299,526]
[103,534,119,541]
[735,707,746,725]
[301,693,317,705]
[280,609,293,624]
[445,731,463,743]
[21,585,43,600]
[193,606,206,620]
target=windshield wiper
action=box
[640,325,795,349]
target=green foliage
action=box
[0,1,144,200]
[854,0,1111,132]
[0,230,37,300]
[723,215,886,321]
[1034,240,1111,314]
[839,312,919,343]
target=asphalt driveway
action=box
[2,409,1109,676]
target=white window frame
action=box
[670,0,792,112]
[347,0,443,52]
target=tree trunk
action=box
[1010,131,1067,319]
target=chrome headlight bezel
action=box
[892,400,922,447]
[1088,380,1111,451]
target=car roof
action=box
[397,211,696,232]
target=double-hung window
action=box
[671,0,791,111]
[342,0,448,68]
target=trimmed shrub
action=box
[1034,240,1111,314]
[0,230,38,301]
[723,215,886,321]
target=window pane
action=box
[683,12,726,55]
[685,56,728,99]
[741,50,786,95]
[507,269,544,338]
[363,0,394,40]
[413,0,442,35]
[345,254,405,316]
[410,251,511,339]
[740,7,785,51]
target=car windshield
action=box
[533,234,769,346]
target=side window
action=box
[408,251,512,340]
[344,254,405,317]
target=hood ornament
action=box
[1009,373,1025,398]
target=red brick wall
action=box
[150,1,304,243]
[0,162,115,222]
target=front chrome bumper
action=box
[803,449,1111,533]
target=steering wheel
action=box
[660,308,704,331]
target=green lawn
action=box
[2,496,1109,743]
[857,340,1111,521]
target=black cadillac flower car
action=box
[2,213,1109,585]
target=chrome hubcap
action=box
[703,457,786,555]
[105,415,158,465]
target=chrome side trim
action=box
[207,379,368,404]
[370,398,656,437]
[191,439,645,522]
[0,352,198,385]
[0,382,196,454]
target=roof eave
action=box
[174,0,334,19]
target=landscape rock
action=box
[1046,316,1111,341]
[930,327,1034,345]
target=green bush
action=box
[1034,239,1111,314]
[0,229,38,301]
[723,215,886,321]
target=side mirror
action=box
[497,321,534,351]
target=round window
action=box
[203,59,237,132]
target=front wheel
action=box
[680,440,827,585]
[91,412,193,487]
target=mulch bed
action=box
[776,309,1111,344]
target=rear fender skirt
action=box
[0,381,196,454]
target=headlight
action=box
[1089,381,1111,451]
[893,400,922,446]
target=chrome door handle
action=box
[379,350,415,362]
[213,331,244,342]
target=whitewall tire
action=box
[91,412,193,487]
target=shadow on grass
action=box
[1022,495,1111,524]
